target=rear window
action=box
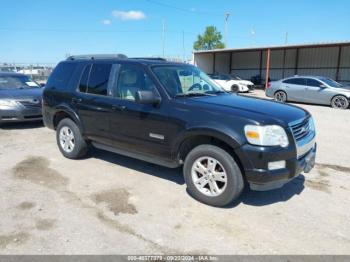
[47,62,77,90]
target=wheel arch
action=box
[174,129,245,176]
[53,105,83,132]
[330,94,350,105]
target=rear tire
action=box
[56,118,88,159]
[274,90,287,102]
[331,95,349,109]
[183,144,244,207]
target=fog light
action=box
[268,160,286,170]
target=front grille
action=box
[17,99,41,109]
[290,118,311,141]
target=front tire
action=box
[183,145,244,207]
[56,118,88,159]
[331,95,349,109]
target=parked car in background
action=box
[209,74,254,93]
[0,72,43,124]
[266,76,350,109]
[43,55,316,207]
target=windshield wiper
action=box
[175,92,212,98]
[205,90,227,95]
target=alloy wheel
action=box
[59,126,75,153]
[191,156,228,197]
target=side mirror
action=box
[319,84,327,88]
[135,90,161,105]
[40,83,45,88]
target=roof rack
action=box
[132,57,167,61]
[66,54,128,61]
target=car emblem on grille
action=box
[300,126,306,133]
[31,99,40,104]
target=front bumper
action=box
[235,138,316,191]
[0,107,42,123]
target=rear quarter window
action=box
[46,62,77,90]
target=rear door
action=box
[108,63,172,160]
[282,78,308,102]
[73,62,118,145]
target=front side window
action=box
[307,79,322,87]
[116,64,158,101]
[152,65,224,97]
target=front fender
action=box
[171,126,245,158]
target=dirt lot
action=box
[1,90,350,254]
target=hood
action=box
[186,94,308,125]
[0,88,43,99]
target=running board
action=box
[91,142,180,168]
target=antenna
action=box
[224,13,230,47]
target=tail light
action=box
[266,82,271,88]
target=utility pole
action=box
[162,19,166,58]
[224,13,230,48]
[285,32,289,45]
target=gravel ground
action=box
[0,90,349,255]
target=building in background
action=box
[193,42,350,87]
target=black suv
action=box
[43,55,316,207]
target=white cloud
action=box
[112,10,146,21]
[102,19,112,25]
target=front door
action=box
[109,63,172,161]
[304,78,327,104]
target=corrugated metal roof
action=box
[193,41,350,54]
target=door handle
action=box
[112,105,127,111]
[71,98,82,104]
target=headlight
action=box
[0,99,18,107]
[244,125,289,147]
[309,117,316,133]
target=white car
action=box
[209,74,254,93]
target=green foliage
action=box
[193,26,225,50]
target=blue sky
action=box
[1,0,350,64]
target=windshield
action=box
[152,65,225,97]
[320,78,343,88]
[0,75,39,89]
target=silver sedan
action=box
[265,76,350,109]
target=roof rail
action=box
[66,54,128,61]
[132,57,167,61]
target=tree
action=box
[193,26,225,51]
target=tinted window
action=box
[116,64,158,101]
[307,79,322,87]
[86,63,112,96]
[79,65,91,93]
[283,78,307,85]
[47,62,77,90]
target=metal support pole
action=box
[336,45,342,82]
[265,49,271,89]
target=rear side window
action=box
[283,78,307,85]
[79,65,91,93]
[78,63,112,96]
[47,62,77,90]
[87,64,112,95]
